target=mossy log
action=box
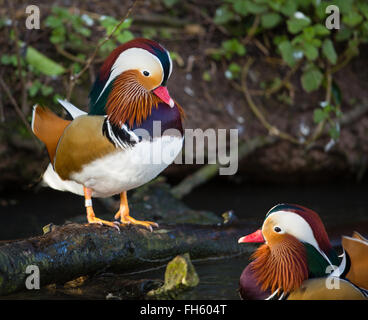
[0,220,256,296]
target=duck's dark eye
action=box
[143,71,150,76]
[274,226,282,233]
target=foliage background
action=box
[1,0,368,191]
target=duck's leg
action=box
[114,191,159,232]
[84,187,120,231]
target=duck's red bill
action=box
[153,86,175,108]
[238,229,264,243]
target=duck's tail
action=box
[31,105,71,164]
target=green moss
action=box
[147,253,199,299]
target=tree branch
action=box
[0,221,255,296]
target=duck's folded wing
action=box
[54,116,140,181]
[287,278,367,300]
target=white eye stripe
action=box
[264,211,333,266]
[95,48,164,103]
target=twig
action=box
[54,44,86,64]
[237,58,300,144]
[243,15,260,45]
[0,76,41,149]
[306,67,332,145]
[7,0,28,115]
[249,58,303,96]
[0,89,5,123]
[66,0,138,100]
[184,3,229,36]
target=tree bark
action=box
[0,221,256,296]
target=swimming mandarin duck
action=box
[238,204,368,300]
[31,38,184,231]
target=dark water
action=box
[0,181,367,299]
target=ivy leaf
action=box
[261,12,282,29]
[301,66,323,92]
[322,39,337,65]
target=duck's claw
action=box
[119,214,158,232]
[87,215,120,231]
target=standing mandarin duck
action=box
[238,204,368,300]
[31,38,184,231]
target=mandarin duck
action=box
[31,38,184,231]
[238,204,368,300]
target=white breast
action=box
[70,136,183,197]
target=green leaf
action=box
[287,13,311,34]
[312,24,330,36]
[41,85,54,96]
[1,54,13,65]
[322,39,337,65]
[163,0,179,7]
[233,1,248,16]
[222,39,246,59]
[343,11,363,27]
[261,12,282,29]
[202,71,212,82]
[334,0,353,14]
[335,26,352,42]
[278,40,296,67]
[301,66,323,92]
[313,109,328,123]
[329,124,340,140]
[332,81,342,106]
[279,0,298,16]
[76,27,91,37]
[244,0,267,14]
[227,62,241,78]
[358,2,368,20]
[116,30,134,43]
[45,16,63,28]
[303,42,319,61]
[22,42,65,76]
[214,6,234,25]
[28,80,42,97]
